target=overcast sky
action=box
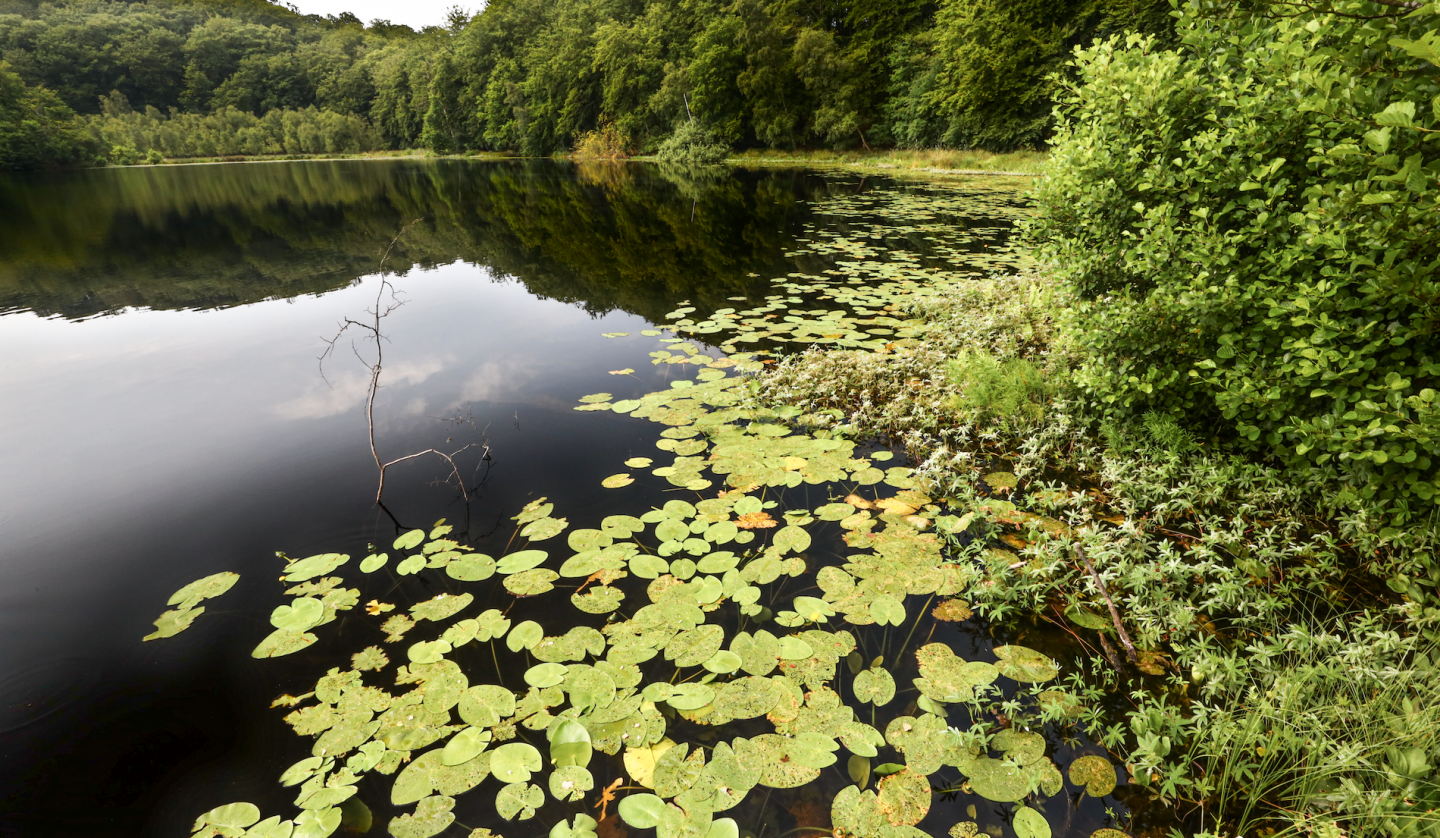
[288,0,470,31]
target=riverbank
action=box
[98,147,1045,180]
[743,250,1440,838]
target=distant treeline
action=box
[0,0,1173,169]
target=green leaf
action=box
[194,802,261,833]
[495,782,543,820]
[618,793,667,828]
[524,662,567,688]
[490,743,542,784]
[1068,755,1118,796]
[496,550,548,575]
[442,727,491,766]
[387,795,455,838]
[394,530,426,550]
[869,594,905,626]
[1014,806,1051,838]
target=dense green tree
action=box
[0,0,1180,168]
[0,61,94,169]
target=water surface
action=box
[0,160,1089,838]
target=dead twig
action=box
[319,218,487,505]
[1076,542,1139,665]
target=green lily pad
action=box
[1014,806,1051,838]
[877,769,931,827]
[506,620,543,652]
[394,530,426,550]
[490,743,542,784]
[167,571,240,608]
[475,610,512,641]
[252,628,317,658]
[869,595,905,626]
[410,592,472,622]
[666,683,716,711]
[618,793,667,828]
[853,668,895,705]
[294,808,342,838]
[504,568,558,596]
[396,555,426,576]
[521,517,568,541]
[446,554,495,581]
[1068,755,1118,796]
[702,650,742,674]
[283,553,350,582]
[964,757,1032,802]
[496,550,548,575]
[388,795,455,838]
[524,663,567,688]
[793,596,835,622]
[352,645,389,671]
[572,586,624,613]
[495,781,542,820]
[549,765,595,803]
[459,685,516,727]
[778,636,814,660]
[602,474,635,488]
[752,734,821,788]
[714,676,779,719]
[994,645,1060,683]
[1065,603,1110,630]
[994,729,1046,765]
[360,553,388,573]
[143,607,203,641]
[442,726,491,766]
[193,801,261,834]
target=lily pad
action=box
[394,530,426,550]
[490,742,542,784]
[524,663,567,689]
[496,550,549,575]
[446,554,496,582]
[1014,806,1051,838]
[1068,755,1118,796]
[495,782,542,820]
[618,793,668,828]
[994,645,1060,683]
[252,628,317,659]
[167,571,240,609]
[360,553,388,573]
[193,802,261,834]
[521,517,568,541]
[549,766,595,803]
[876,769,931,826]
[283,553,350,582]
[388,795,455,838]
[504,568,558,596]
[602,474,635,488]
[143,607,203,641]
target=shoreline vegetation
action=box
[78,147,1045,178]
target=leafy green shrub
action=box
[145,149,163,165]
[571,120,630,160]
[655,121,729,166]
[108,143,139,165]
[944,352,1053,432]
[1030,1,1440,521]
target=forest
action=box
[0,0,1173,168]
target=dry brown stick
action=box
[1076,543,1138,665]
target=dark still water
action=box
[0,160,1099,838]
[0,160,837,836]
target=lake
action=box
[0,159,1120,838]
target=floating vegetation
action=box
[175,183,1131,838]
[143,571,239,640]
